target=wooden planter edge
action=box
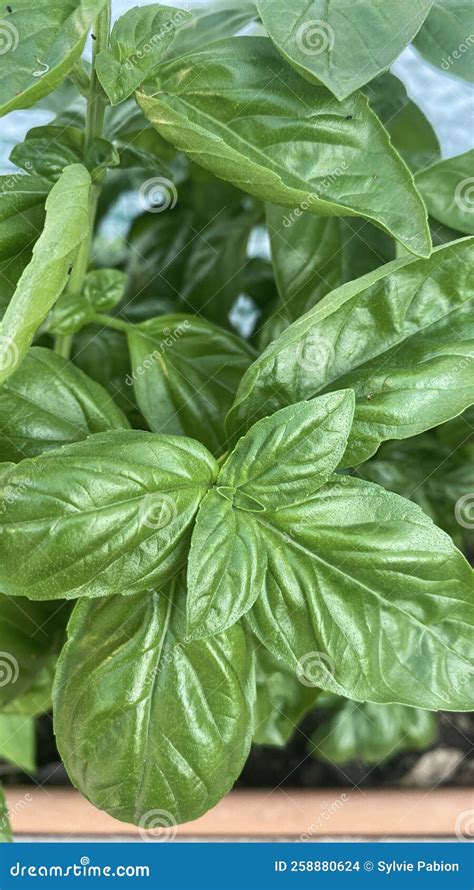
[5,786,472,838]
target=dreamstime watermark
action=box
[299,793,349,840]
[1,478,31,515]
[0,166,33,193]
[0,791,33,836]
[139,808,177,842]
[454,493,474,529]
[441,34,474,72]
[296,651,335,688]
[139,177,178,213]
[296,331,336,375]
[282,164,348,227]
[0,335,19,375]
[0,19,19,55]
[296,20,335,56]
[138,494,178,531]
[454,808,474,841]
[125,319,191,386]
[0,651,19,687]
[142,641,185,689]
[454,177,474,213]
[125,6,192,70]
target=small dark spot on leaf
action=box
[91,32,96,40]
[345,115,353,120]
[367,394,374,400]
[67,265,73,275]
[6,5,12,13]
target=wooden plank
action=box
[4,787,473,838]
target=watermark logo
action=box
[0,20,19,55]
[139,177,178,213]
[0,335,19,374]
[455,808,474,841]
[139,808,177,842]
[454,493,474,529]
[441,34,474,72]
[296,651,335,687]
[125,320,190,387]
[297,332,335,375]
[0,652,19,688]
[296,20,335,56]
[299,793,349,840]
[454,177,474,214]
[139,494,178,531]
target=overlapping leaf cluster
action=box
[0,0,472,829]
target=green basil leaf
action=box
[228,238,474,465]
[261,205,394,348]
[0,593,69,708]
[10,126,84,181]
[3,664,56,717]
[127,315,256,453]
[96,4,193,105]
[187,392,355,637]
[71,327,143,428]
[358,418,474,550]
[0,431,218,601]
[0,785,12,842]
[48,269,127,336]
[0,347,129,463]
[0,174,49,312]
[254,645,319,747]
[137,37,431,258]
[0,0,108,116]
[0,165,91,385]
[416,151,474,235]
[168,2,258,58]
[0,714,35,772]
[247,475,473,710]
[414,1,474,82]
[310,698,437,766]
[257,0,433,100]
[53,583,255,825]
[364,72,440,173]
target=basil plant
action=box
[0,0,473,830]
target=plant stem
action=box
[54,335,74,359]
[93,313,132,334]
[85,1,111,146]
[69,62,91,98]
[53,2,111,360]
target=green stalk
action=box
[85,2,111,147]
[54,2,111,360]
[93,313,132,334]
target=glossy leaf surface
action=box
[54,585,255,824]
[247,475,473,710]
[416,151,474,235]
[137,37,431,257]
[257,0,433,99]
[0,0,108,116]
[127,315,255,453]
[0,431,218,600]
[228,239,474,465]
[0,165,91,384]
[96,4,193,105]
[0,347,128,463]
[187,392,355,636]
